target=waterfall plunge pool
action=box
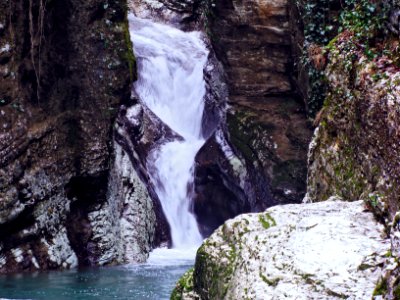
[0,248,195,300]
[0,16,209,300]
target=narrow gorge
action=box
[0,0,399,299]
[129,15,207,248]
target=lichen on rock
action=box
[307,32,400,212]
[173,198,390,299]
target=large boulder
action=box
[172,199,390,299]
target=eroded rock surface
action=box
[0,0,133,272]
[211,0,312,203]
[307,33,400,215]
[114,102,175,247]
[306,31,400,298]
[128,0,202,28]
[192,0,312,235]
[173,199,390,300]
[100,142,156,264]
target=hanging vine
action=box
[28,0,47,102]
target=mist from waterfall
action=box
[129,15,208,248]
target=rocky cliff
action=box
[192,0,312,236]
[0,0,137,272]
[307,30,400,215]
[306,34,400,300]
[0,0,312,273]
[305,2,400,297]
[124,0,313,239]
[173,1,400,299]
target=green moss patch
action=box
[171,268,195,300]
[121,20,136,81]
[259,213,277,230]
[373,277,388,296]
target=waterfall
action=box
[129,15,208,248]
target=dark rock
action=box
[194,130,249,237]
[0,0,132,273]
[114,98,180,247]
[201,47,227,139]
[192,0,312,228]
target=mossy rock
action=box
[171,268,196,300]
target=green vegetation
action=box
[258,213,277,230]
[122,21,136,81]
[339,0,388,42]
[295,0,339,116]
[367,192,383,208]
[227,111,256,162]
[194,242,237,299]
[373,277,388,296]
[259,271,280,286]
[170,268,195,300]
[296,0,392,116]
[393,283,400,299]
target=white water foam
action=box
[146,247,198,266]
[129,15,208,249]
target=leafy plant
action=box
[296,0,391,117]
[339,0,388,41]
[296,0,341,116]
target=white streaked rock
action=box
[41,227,78,269]
[180,198,390,299]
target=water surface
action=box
[0,249,194,300]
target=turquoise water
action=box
[0,249,194,300]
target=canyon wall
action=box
[306,19,400,300]
[193,0,312,235]
[0,0,139,272]
[177,1,400,299]
[126,0,312,237]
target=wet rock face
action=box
[306,34,400,298]
[307,34,400,215]
[194,130,250,237]
[0,0,132,272]
[114,102,175,247]
[210,0,293,97]
[211,0,312,205]
[226,99,311,204]
[173,199,390,300]
[92,142,157,265]
[192,0,312,231]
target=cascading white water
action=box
[129,15,208,248]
